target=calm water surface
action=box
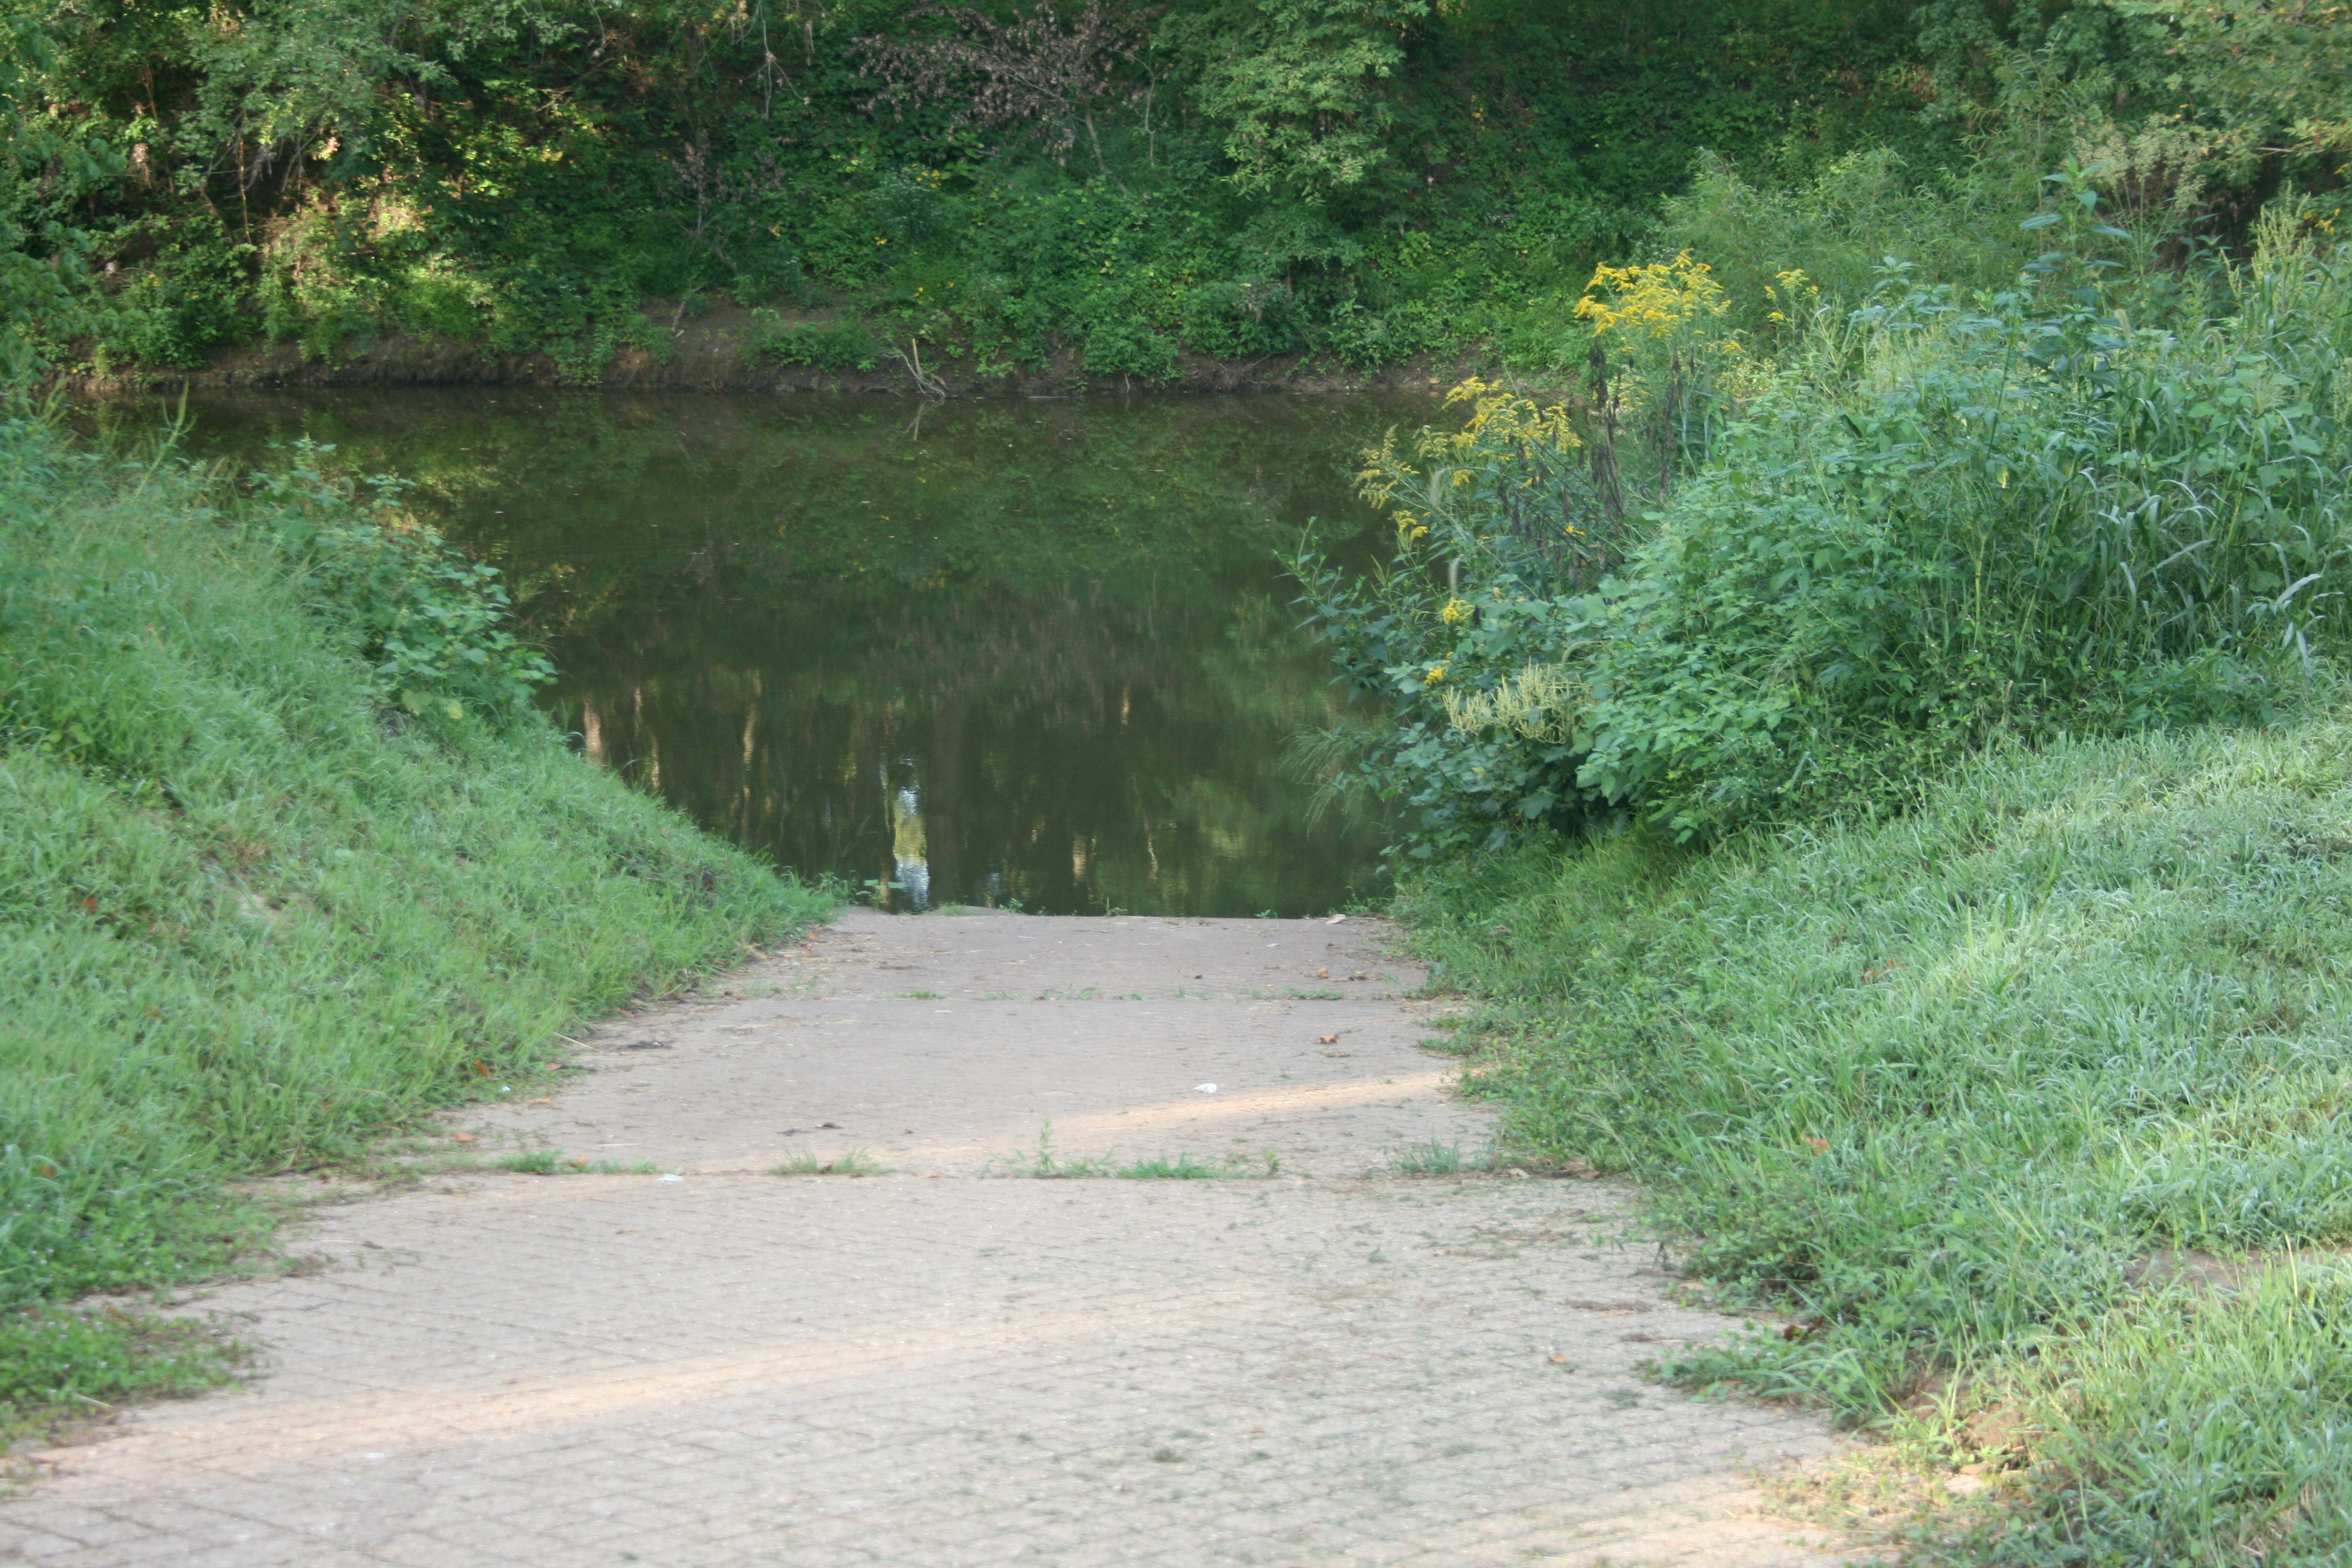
[98,390,1419,915]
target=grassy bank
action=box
[1406,712,2352,1560]
[0,419,826,1434]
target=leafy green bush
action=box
[87,228,255,371]
[1583,281,2344,838]
[246,452,554,725]
[1658,147,2040,333]
[867,167,954,249]
[1082,316,1178,380]
[1178,277,1306,357]
[1291,379,1619,857]
[1302,206,2352,849]
[745,313,879,371]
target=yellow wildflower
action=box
[1762,268,1819,328]
[1440,598,1471,624]
[1574,252,1726,341]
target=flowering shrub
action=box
[1354,377,1609,586]
[1573,251,1728,345]
[1290,379,1619,855]
[1573,252,1753,508]
[1299,206,2352,853]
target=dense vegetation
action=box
[0,422,825,1434]
[11,0,2352,1555]
[1242,3,2352,1560]
[5,0,2335,382]
[1406,718,2352,1561]
[1304,207,2352,855]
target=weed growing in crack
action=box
[1392,1141,1492,1176]
[997,1125,1282,1179]
[993,1121,1114,1178]
[768,1151,885,1177]
[497,1151,663,1175]
[1117,1151,1280,1180]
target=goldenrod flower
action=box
[1575,252,1726,340]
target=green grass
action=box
[1391,1141,1485,1177]
[1403,710,2352,1560]
[768,1151,884,1177]
[0,421,827,1430]
[0,1305,246,1449]
[494,1152,661,1175]
[1117,1152,1279,1180]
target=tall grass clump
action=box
[1403,714,2352,1561]
[0,419,825,1416]
[1655,147,2046,338]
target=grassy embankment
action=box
[1407,719,2352,1560]
[0,419,826,1441]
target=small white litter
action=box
[1327,913,1348,924]
[656,1173,685,1183]
[1195,1083,1218,1094]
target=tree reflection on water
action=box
[100,388,1416,915]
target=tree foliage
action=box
[2112,0,2352,178]
[0,0,1967,378]
[1161,0,1427,198]
[0,0,2341,382]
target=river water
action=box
[90,389,1417,916]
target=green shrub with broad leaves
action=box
[1082,316,1178,380]
[244,451,554,726]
